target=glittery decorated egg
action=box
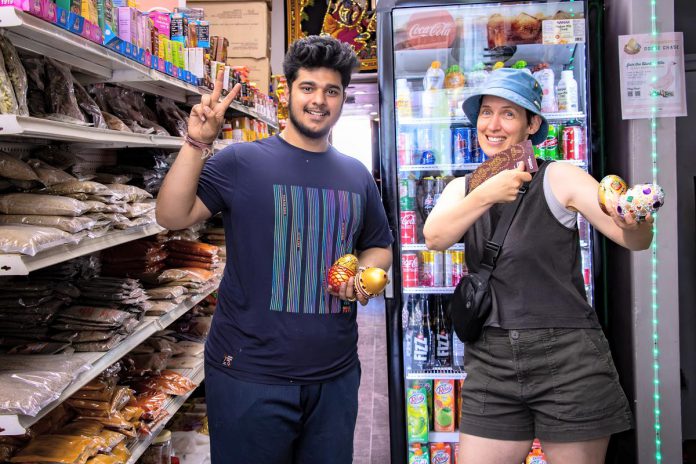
[598,175,628,215]
[326,254,359,293]
[617,183,665,222]
[354,267,389,299]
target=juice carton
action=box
[453,442,459,464]
[430,442,452,464]
[526,439,547,464]
[456,379,464,429]
[411,379,433,430]
[434,379,455,432]
[406,385,429,444]
[408,443,430,464]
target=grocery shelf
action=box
[0,8,200,103]
[0,7,279,127]
[126,361,205,464]
[406,369,467,380]
[428,431,459,443]
[0,223,164,276]
[0,286,216,435]
[403,286,456,294]
[402,244,465,252]
[0,115,185,148]
[399,163,481,172]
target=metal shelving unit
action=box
[0,223,165,276]
[126,361,205,464]
[0,285,217,435]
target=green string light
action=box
[650,0,661,462]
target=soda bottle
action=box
[396,78,413,119]
[422,60,446,118]
[399,175,417,212]
[410,296,430,371]
[421,296,435,369]
[434,296,452,367]
[526,439,547,464]
[403,295,415,370]
[421,177,436,222]
[433,177,446,208]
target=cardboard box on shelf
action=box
[190,1,270,59]
[227,56,270,94]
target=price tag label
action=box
[542,19,586,44]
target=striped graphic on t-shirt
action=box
[270,184,362,315]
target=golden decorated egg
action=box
[355,267,389,299]
[598,175,628,215]
[333,254,359,273]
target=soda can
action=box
[446,250,465,286]
[451,127,472,165]
[420,150,436,165]
[400,210,417,244]
[419,251,436,287]
[397,130,415,166]
[562,125,586,161]
[432,251,444,287]
[399,177,416,211]
[402,252,419,287]
[542,124,560,160]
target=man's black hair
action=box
[283,35,360,91]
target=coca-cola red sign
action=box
[400,11,456,50]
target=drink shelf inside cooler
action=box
[428,432,460,443]
[402,244,465,252]
[394,44,582,80]
[399,163,481,172]
[397,112,586,127]
[406,369,467,380]
[403,286,459,294]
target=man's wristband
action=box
[185,134,214,160]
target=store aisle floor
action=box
[354,296,390,463]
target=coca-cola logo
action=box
[408,22,454,40]
[409,392,425,404]
[435,383,453,395]
[432,452,450,464]
[400,213,416,226]
[401,11,456,50]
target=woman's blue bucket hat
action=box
[462,68,549,145]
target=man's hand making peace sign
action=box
[188,70,242,145]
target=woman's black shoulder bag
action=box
[449,183,529,343]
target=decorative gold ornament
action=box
[355,267,389,299]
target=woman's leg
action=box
[459,434,532,463]
[543,437,610,464]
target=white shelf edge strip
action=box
[406,371,467,380]
[401,244,465,252]
[428,431,460,442]
[0,284,217,434]
[0,223,165,276]
[126,361,205,464]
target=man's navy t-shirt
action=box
[196,135,393,384]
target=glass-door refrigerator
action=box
[376,1,594,462]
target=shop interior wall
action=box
[674,0,696,441]
[270,0,285,77]
[604,0,680,462]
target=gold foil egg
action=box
[333,254,359,273]
[598,175,628,215]
[355,267,389,299]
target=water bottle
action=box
[422,61,446,118]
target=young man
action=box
[156,36,393,464]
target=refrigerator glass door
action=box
[393,1,593,459]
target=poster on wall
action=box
[618,32,687,119]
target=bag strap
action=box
[478,182,530,279]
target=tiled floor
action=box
[354,296,391,463]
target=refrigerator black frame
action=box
[377,1,596,462]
